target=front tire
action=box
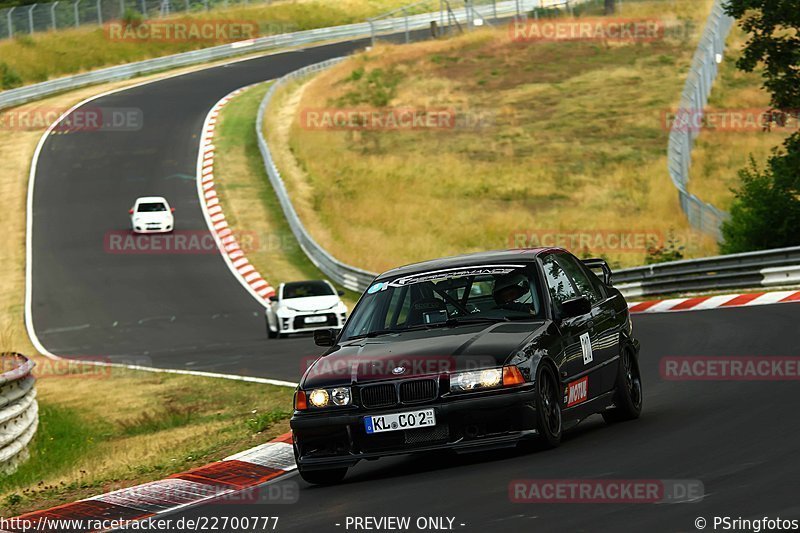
[266,316,278,339]
[534,363,562,449]
[298,466,348,485]
[603,345,643,423]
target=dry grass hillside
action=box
[266,0,721,271]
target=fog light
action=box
[331,387,351,406]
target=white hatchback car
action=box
[129,196,175,233]
[266,280,347,339]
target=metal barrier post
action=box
[27,5,35,33]
[403,8,409,43]
[73,0,79,27]
[368,18,375,46]
[7,6,14,38]
[51,2,58,29]
[97,0,102,24]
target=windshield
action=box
[137,202,167,212]
[283,281,335,299]
[342,265,543,340]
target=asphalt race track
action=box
[28,36,800,533]
[162,304,800,532]
[29,41,372,382]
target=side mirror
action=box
[128,208,134,214]
[560,296,591,319]
[266,295,276,303]
[313,328,337,347]
[337,290,345,296]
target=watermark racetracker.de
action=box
[103,230,298,255]
[104,19,297,42]
[0,106,143,132]
[508,17,696,44]
[31,355,155,380]
[509,479,704,504]
[298,107,495,132]
[300,354,498,380]
[662,108,800,133]
[661,356,800,381]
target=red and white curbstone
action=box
[9,433,295,531]
[628,289,800,314]
[196,87,276,304]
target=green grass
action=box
[212,82,360,305]
[0,361,294,517]
[0,403,100,503]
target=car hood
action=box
[302,321,546,388]
[280,295,341,312]
[133,212,171,223]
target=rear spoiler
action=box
[582,258,613,286]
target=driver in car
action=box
[492,274,538,316]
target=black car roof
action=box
[375,248,565,280]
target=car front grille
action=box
[400,379,437,403]
[404,424,449,445]
[292,313,337,330]
[360,383,397,409]
[359,378,439,409]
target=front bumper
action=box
[132,225,173,234]
[291,388,538,470]
[273,312,346,335]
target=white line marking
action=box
[24,58,282,386]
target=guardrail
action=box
[0,353,38,475]
[613,246,800,298]
[0,0,536,112]
[256,58,376,293]
[667,0,735,240]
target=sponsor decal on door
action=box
[565,376,589,407]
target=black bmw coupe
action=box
[290,248,642,484]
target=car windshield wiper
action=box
[447,315,538,325]
[345,329,399,340]
[446,316,510,325]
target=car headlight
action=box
[308,389,329,408]
[304,387,351,409]
[450,368,502,392]
[449,366,525,393]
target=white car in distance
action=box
[266,280,348,339]
[130,196,175,233]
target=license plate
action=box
[304,315,327,324]
[364,408,436,434]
